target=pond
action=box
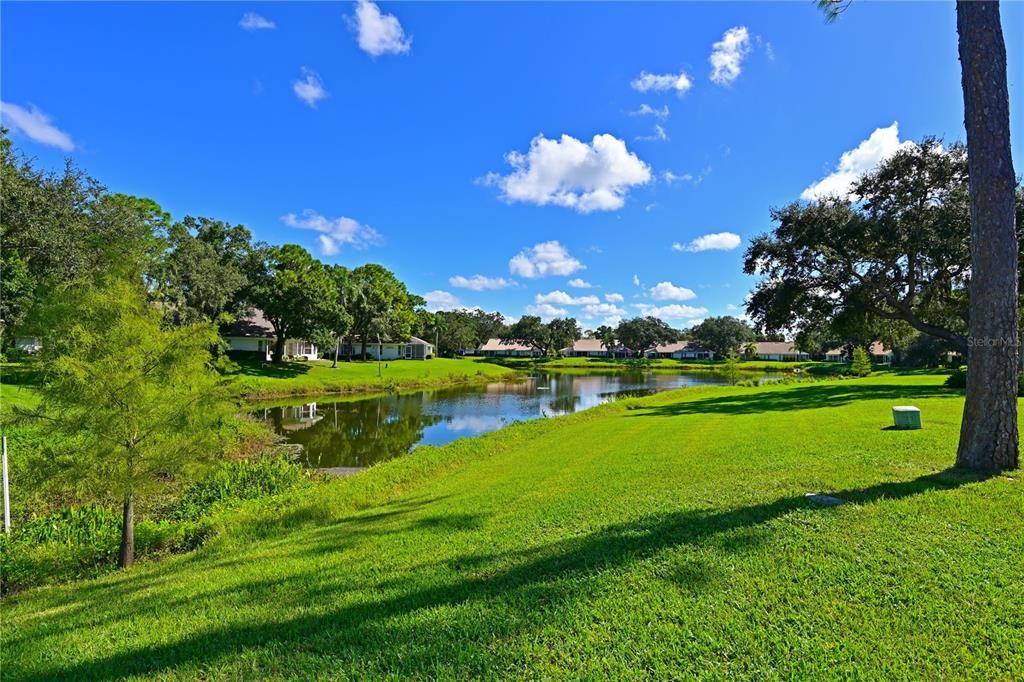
[250,370,744,470]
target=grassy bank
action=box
[223,357,520,399]
[5,373,1021,679]
[483,355,853,374]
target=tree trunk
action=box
[333,336,340,368]
[273,334,286,364]
[119,493,134,569]
[955,0,1019,472]
[360,338,367,361]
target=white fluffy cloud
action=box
[649,281,697,301]
[801,122,914,200]
[583,303,627,318]
[632,274,641,287]
[509,241,585,278]
[567,278,594,289]
[422,290,462,312]
[535,291,600,306]
[281,210,382,255]
[239,12,275,30]
[292,68,327,107]
[0,102,75,151]
[448,275,515,291]
[605,293,624,303]
[629,104,670,119]
[635,303,709,320]
[672,232,742,253]
[525,303,568,320]
[709,26,752,86]
[487,134,652,213]
[631,70,693,94]
[351,0,411,56]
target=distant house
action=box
[646,341,715,360]
[221,310,319,362]
[868,342,893,365]
[340,336,434,361]
[753,342,810,362]
[824,347,846,362]
[477,338,544,357]
[824,342,893,365]
[560,338,631,358]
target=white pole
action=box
[2,435,10,534]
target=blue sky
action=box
[3,1,1022,330]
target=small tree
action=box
[723,351,742,386]
[33,279,230,568]
[851,346,873,377]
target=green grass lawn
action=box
[223,357,519,399]
[0,363,41,417]
[4,373,1022,679]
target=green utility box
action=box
[892,406,922,430]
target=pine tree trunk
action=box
[119,493,134,569]
[273,334,286,364]
[955,0,1019,472]
[333,336,340,368]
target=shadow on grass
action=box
[0,362,43,387]
[17,468,987,681]
[628,382,955,417]
[226,360,312,379]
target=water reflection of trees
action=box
[259,395,443,468]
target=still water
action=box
[251,370,735,470]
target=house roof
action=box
[478,338,539,352]
[825,342,891,356]
[569,338,618,353]
[222,309,275,339]
[653,340,707,353]
[408,336,432,346]
[755,341,805,355]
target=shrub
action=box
[171,456,307,522]
[945,369,1024,396]
[944,368,967,389]
[851,347,873,377]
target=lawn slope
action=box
[4,374,1022,680]
[224,357,519,399]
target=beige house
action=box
[646,341,715,360]
[824,342,893,365]
[560,338,631,358]
[478,338,544,357]
[753,342,811,362]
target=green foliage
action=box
[722,350,742,385]
[1,456,305,592]
[745,138,1024,352]
[504,315,552,355]
[155,216,254,324]
[944,368,967,389]
[171,456,308,522]
[347,263,420,357]
[245,244,336,363]
[851,347,873,377]
[614,316,677,356]
[944,368,1024,397]
[689,316,756,357]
